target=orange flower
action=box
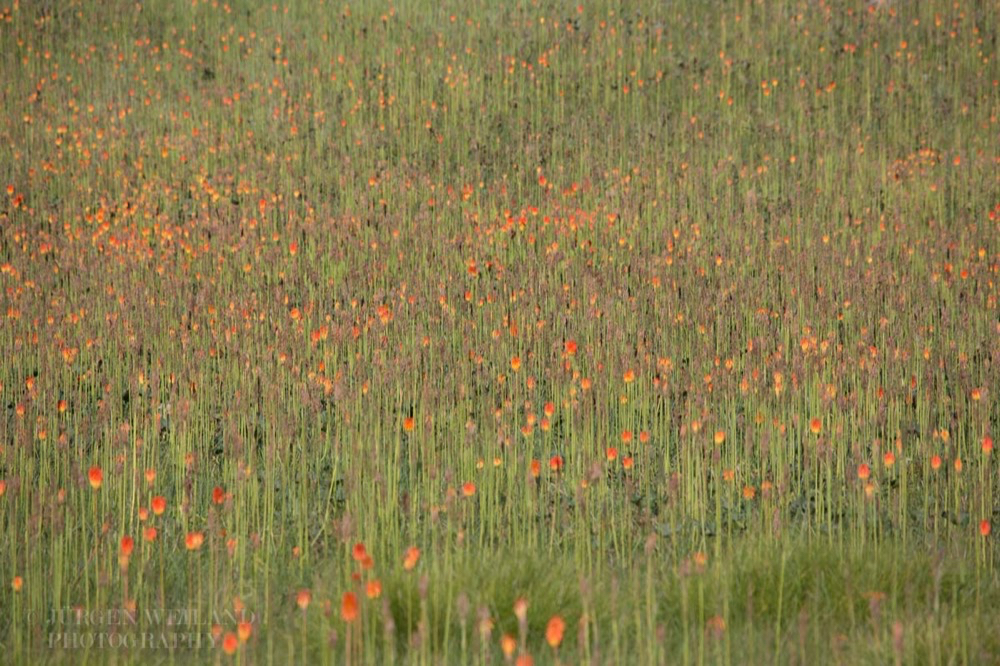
[549,455,564,473]
[606,447,618,462]
[621,430,633,444]
[530,459,541,478]
[981,520,992,537]
[515,655,534,666]
[543,402,555,417]
[930,455,942,471]
[212,486,226,505]
[500,634,517,658]
[144,468,156,485]
[622,456,634,470]
[545,615,565,648]
[883,451,895,467]
[809,418,822,435]
[12,576,23,592]
[361,554,374,570]
[403,416,415,432]
[513,597,528,622]
[237,621,252,642]
[857,464,871,481]
[510,356,521,372]
[143,526,158,542]
[120,536,135,558]
[705,615,726,639]
[742,485,756,500]
[341,591,359,622]
[366,579,382,599]
[222,632,238,656]
[403,546,420,571]
[0,480,6,497]
[185,531,205,551]
[623,369,636,383]
[984,435,994,456]
[713,431,725,445]
[151,496,167,515]
[88,466,103,490]
[564,340,578,356]
[296,588,311,611]
[692,551,708,571]
[478,613,494,640]
[352,542,368,562]
[639,430,650,444]
[722,468,735,482]
[462,482,476,497]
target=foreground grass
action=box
[18,535,1000,664]
[1,0,998,663]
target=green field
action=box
[1,0,998,663]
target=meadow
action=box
[1,0,998,663]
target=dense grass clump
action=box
[0,0,997,663]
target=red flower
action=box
[403,546,420,571]
[545,615,565,648]
[185,531,205,551]
[341,592,359,622]
[88,466,103,490]
[222,632,238,655]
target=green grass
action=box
[1,0,998,663]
